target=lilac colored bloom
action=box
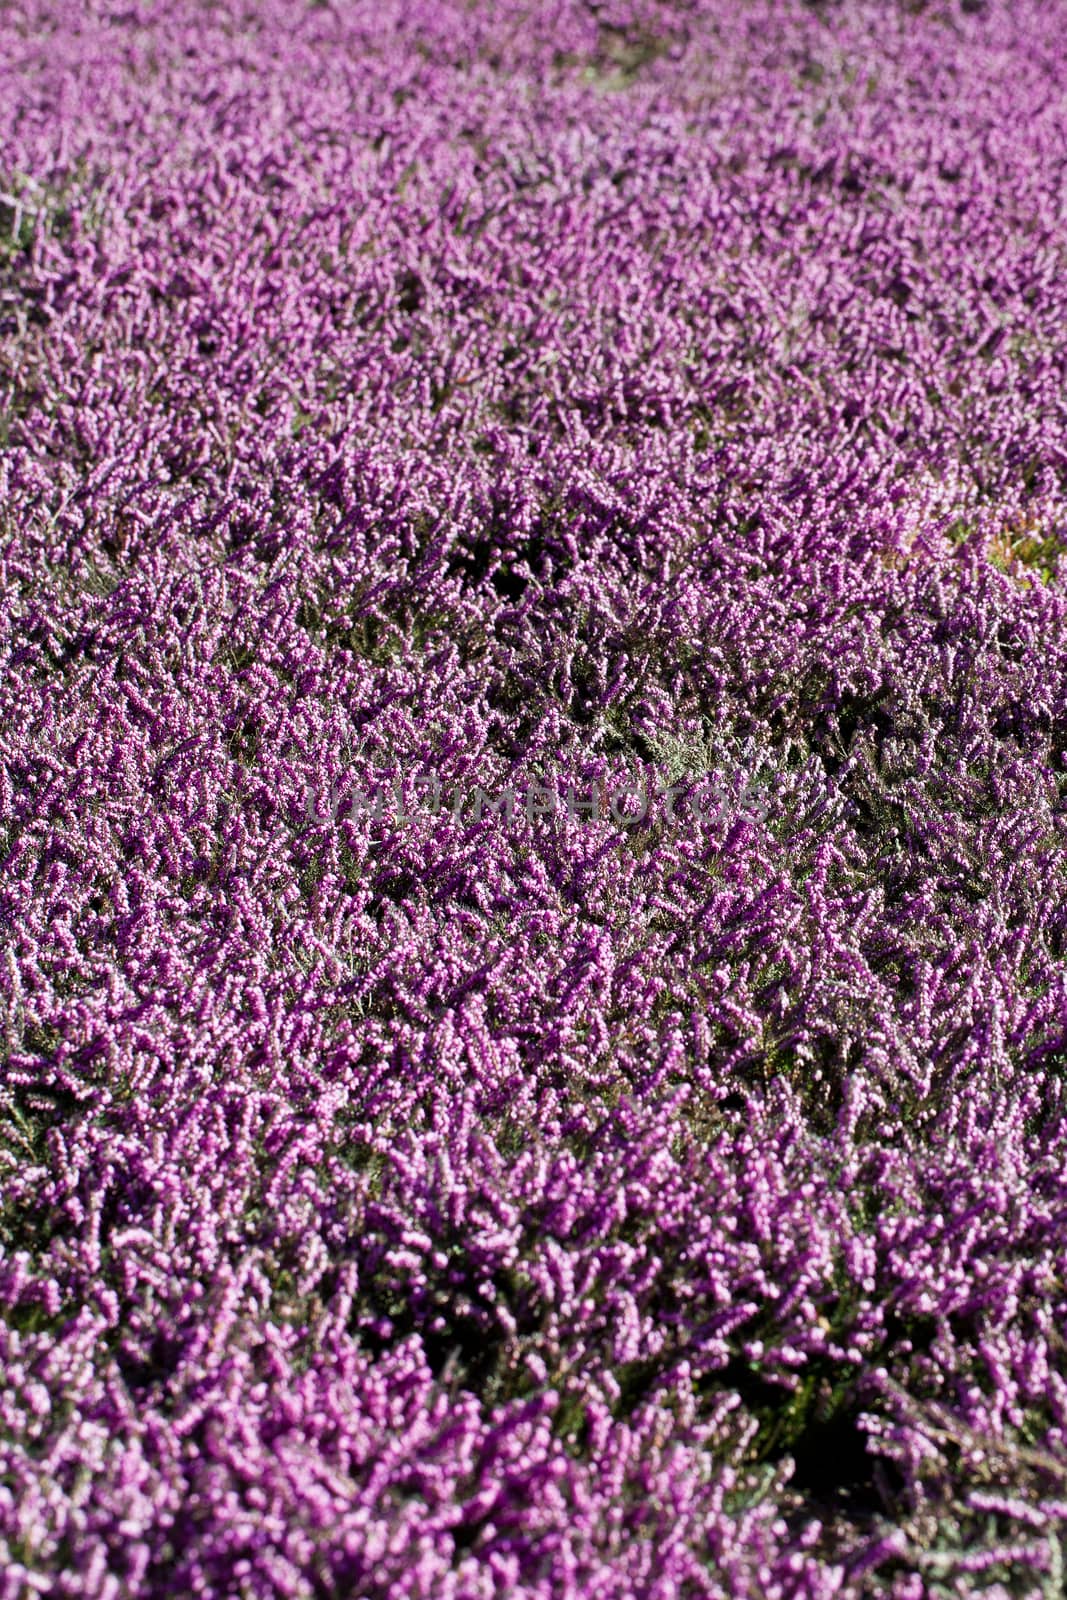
[1,0,1066,1593]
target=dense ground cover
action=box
[1,0,1066,1592]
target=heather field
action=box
[2,0,1067,1594]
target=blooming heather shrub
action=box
[1,0,1067,1593]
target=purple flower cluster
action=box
[1,0,1067,1593]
